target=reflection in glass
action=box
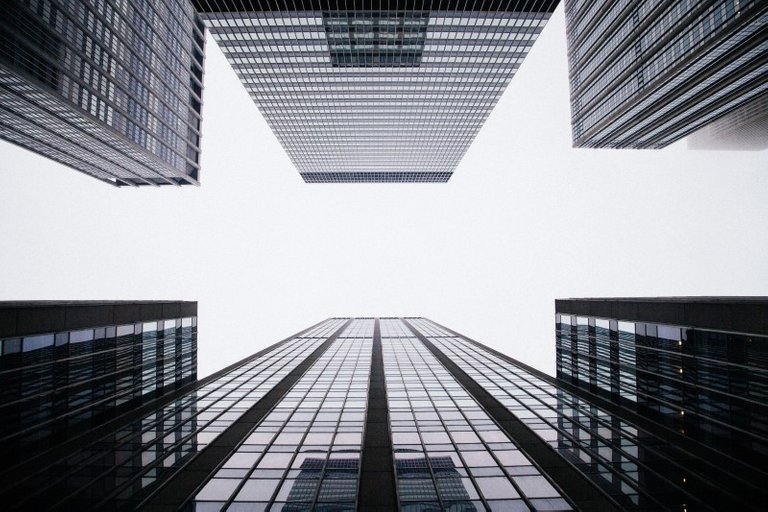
[382,326,569,511]
[0,318,197,463]
[191,324,371,511]
[1,321,340,510]
[415,316,766,511]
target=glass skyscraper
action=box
[194,1,558,183]
[556,297,768,503]
[0,301,198,469]
[564,0,768,149]
[2,312,765,510]
[0,0,206,186]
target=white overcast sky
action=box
[1,7,766,378]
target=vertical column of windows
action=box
[575,317,590,387]
[595,319,612,394]
[554,314,573,381]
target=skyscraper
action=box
[194,1,558,183]
[0,301,198,467]
[0,0,206,186]
[565,1,768,149]
[555,298,767,481]
[1,314,765,510]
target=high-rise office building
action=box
[555,298,768,480]
[0,301,198,467]
[565,1,768,149]
[0,0,206,186]
[2,314,765,510]
[194,1,558,183]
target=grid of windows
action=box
[565,0,768,148]
[0,0,205,185]
[0,316,196,460]
[190,321,372,511]
[301,171,452,183]
[1,319,345,510]
[382,321,571,511]
[556,316,637,401]
[324,11,429,67]
[413,318,764,511]
[556,313,768,476]
[199,3,553,182]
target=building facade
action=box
[565,1,768,149]
[0,0,205,186]
[195,1,558,183]
[556,298,768,492]
[2,314,765,510]
[0,301,198,468]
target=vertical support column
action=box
[568,316,578,382]
[609,319,620,400]
[358,318,397,510]
[588,317,597,392]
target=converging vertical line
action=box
[358,317,398,510]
